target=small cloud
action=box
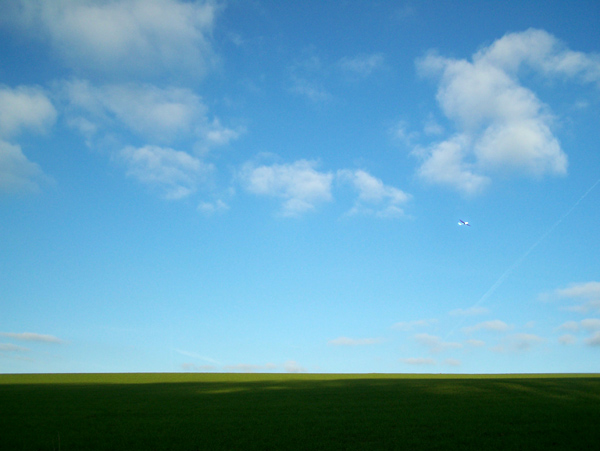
[401,357,436,365]
[338,53,385,79]
[328,337,383,346]
[198,199,229,215]
[337,169,411,218]
[414,333,461,354]
[391,120,418,146]
[551,282,600,313]
[443,358,461,366]
[493,333,544,352]
[581,318,600,331]
[584,332,600,347]
[222,363,277,373]
[119,145,212,199]
[0,140,50,194]
[463,320,512,334]
[240,160,334,216]
[0,332,64,343]
[284,360,306,373]
[555,321,579,332]
[0,85,57,138]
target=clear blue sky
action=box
[1,0,599,374]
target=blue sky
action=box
[1,0,599,374]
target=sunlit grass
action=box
[1,373,599,450]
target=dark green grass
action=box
[1,373,600,450]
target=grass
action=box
[1,373,599,450]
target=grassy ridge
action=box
[1,373,599,450]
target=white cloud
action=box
[0,332,64,343]
[414,333,461,354]
[585,332,600,347]
[556,320,580,332]
[493,333,544,352]
[241,160,334,216]
[284,360,306,373]
[581,318,600,331]
[0,141,48,194]
[463,320,512,334]
[444,358,461,366]
[0,85,56,138]
[0,86,56,194]
[119,145,211,199]
[63,80,239,147]
[337,169,410,218]
[10,0,219,80]
[198,199,229,215]
[401,357,436,365]
[328,337,383,346]
[414,29,600,193]
[552,281,600,313]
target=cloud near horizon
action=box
[415,28,600,194]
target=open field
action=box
[1,373,600,450]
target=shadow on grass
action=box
[1,375,599,450]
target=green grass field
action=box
[1,373,599,450]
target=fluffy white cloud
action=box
[241,160,334,216]
[337,169,410,217]
[414,333,461,354]
[328,337,383,346]
[10,0,219,80]
[463,320,512,334]
[0,85,56,138]
[415,29,600,194]
[63,80,239,147]
[0,141,47,194]
[119,145,211,199]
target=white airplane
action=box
[458,220,471,226]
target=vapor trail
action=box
[445,178,600,339]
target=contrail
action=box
[445,178,600,339]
